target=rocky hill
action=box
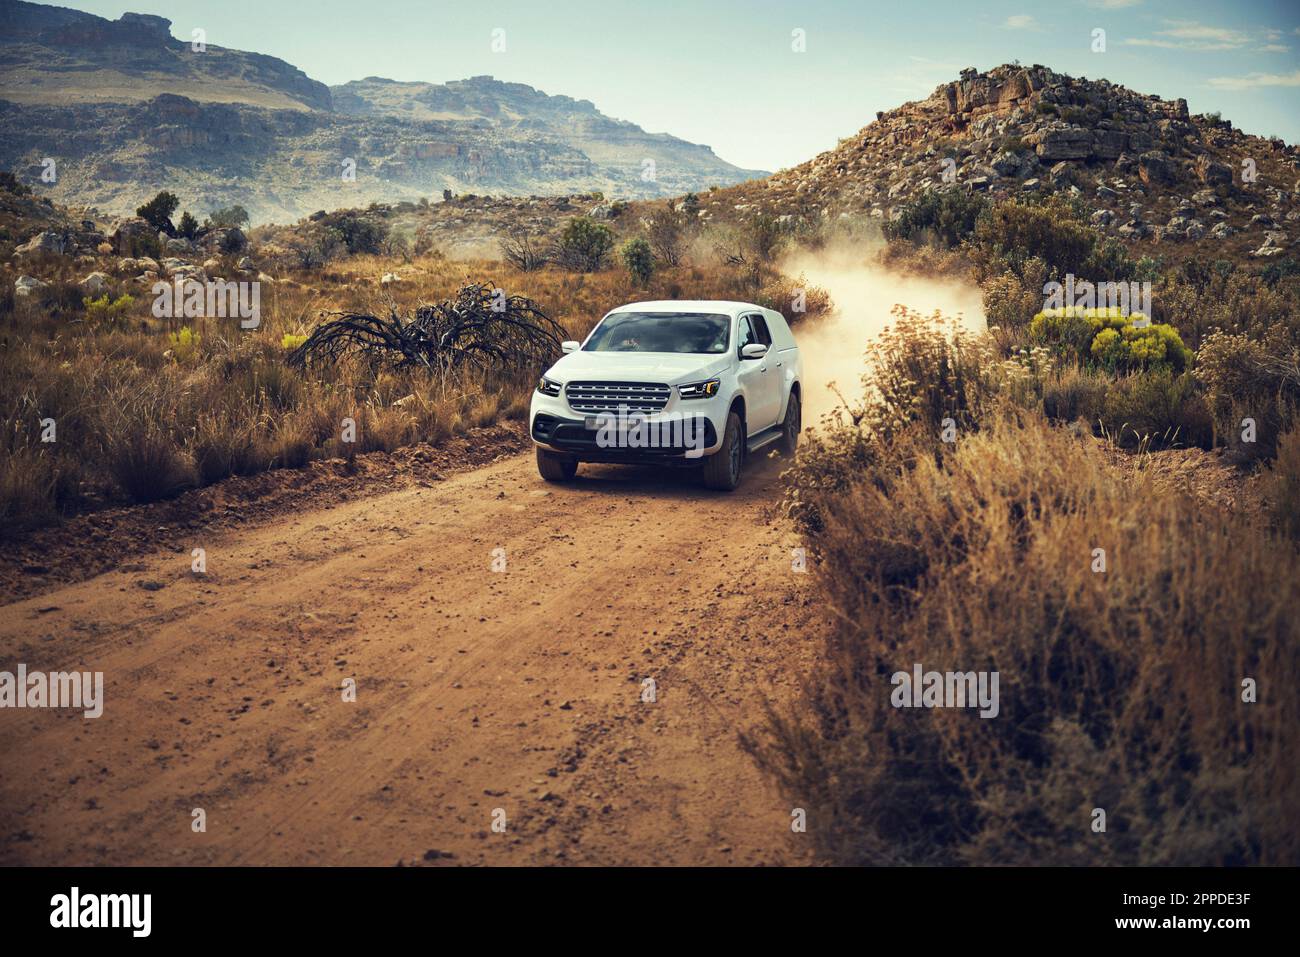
[714,63,1299,262]
[0,1,764,224]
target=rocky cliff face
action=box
[732,63,1300,261]
[0,1,764,223]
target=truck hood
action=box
[547,351,730,385]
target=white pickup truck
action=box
[529,300,802,490]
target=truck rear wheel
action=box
[778,392,800,456]
[536,448,578,482]
[702,412,744,491]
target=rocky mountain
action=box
[0,1,764,224]
[717,63,1300,262]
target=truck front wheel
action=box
[537,448,578,482]
[702,412,744,491]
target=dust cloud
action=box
[782,245,987,424]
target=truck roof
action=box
[608,300,766,317]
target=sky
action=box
[55,0,1300,173]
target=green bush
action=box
[972,196,1099,282]
[885,188,988,248]
[1030,308,1191,373]
[83,293,135,324]
[207,205,250,230]
[620,237,654,284]
[554,216,615,271]
[324,211,387,255]
[1091,322,1192,374]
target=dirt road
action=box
[0,450,822,866]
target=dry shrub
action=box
[192,405,272,483]
[758,272,833,325]
[101,415,195,503]
[1099,370,1214,450]
[0,446,66,534]
[750,410,1300,865]
[1264,425,1300,541]
[1038,365,1110,426]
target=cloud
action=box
[1123,18,1252,51]
[1002,15,1038,30]
[1258,44,1290,54]
[1087,0,1142,8]
[1207,69,1300,91]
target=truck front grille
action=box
[565,381,671,415]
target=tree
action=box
[326,211,387,255]
[177,211,199,239]
[553,216,614,272]
[207,205,250,229]
[621,238,654,284]
[137,191,180,236]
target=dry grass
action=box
[752,409,1298,865]
[750,313,1300,866]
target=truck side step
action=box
[746,426,783,455]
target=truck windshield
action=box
[583,312,730,354]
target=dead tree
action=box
[287,280,567,374]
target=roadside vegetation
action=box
[742,188,1300,866]
[0,182,831,534]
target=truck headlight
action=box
[537,376,562,397]
[678,378,720,399]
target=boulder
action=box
[16,231,66,257]
[111,217,153,255]
[1195,155,1232,186]
[203,227,247,254]
[15,275,48,297]
[80,272,111,297]
[990,151,1022,176]
[1091,129,1128,160]
[1035,127,1092,161]
[1138,151,1175,185]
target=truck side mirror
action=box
[561,340,580,353]
[741,342,768,359]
